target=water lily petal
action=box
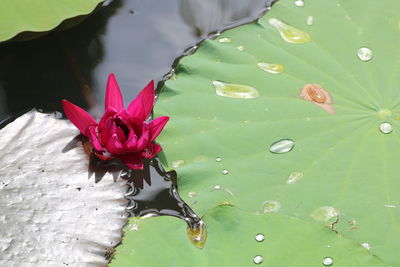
[95,153,112,161]
[119,154,144,169]
[141,143,162,159]
[106,134,124,154]
[62,100,97,136]
[127,80,154,121]
[87,126,103,151]
[148,116,169,142]
[116,127,126,144]
[136,130,150,151]
[99,109,117,130]
[100,118,115,145]
[105,73,124,112]
[126,133,138,151]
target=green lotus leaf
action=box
[149,0,400,264]
[0,0,103,42]
[111,205,384,266]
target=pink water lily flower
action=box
[62,74,169,169]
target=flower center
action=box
[115,118,130,138]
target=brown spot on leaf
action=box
[300,84,335,114]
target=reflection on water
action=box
[180,0,269,36]
[0,0,272,121]
[122,158,207,248]
[123,158,201,225]
[0,0,121,121]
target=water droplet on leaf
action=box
[261,200,281,213]
[361,242,371,250]
[311,206,338,222]
[213,185,221,190]
[253,255,264,264]
[255,233,265,242]
[268,18,311,44]
[287,172,303,184]
[379,122,393,134]
[215,157,222,162]
[187,220,207,249]
[384,204,396,208]
[236,45,244,51]
[213,81,260,99]
[218,37,232,43]
[357,47,373,61]
[257,62,284,74]
[269,139,295,154]
[322,257,333,266]
[307,16,314,25]
[294,0,305,7]
[172,159,185,168]
[222,169,229,175]
[188,192,198,198]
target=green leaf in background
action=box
[111,205,384,266]
[113,0,400,265]
[0,0,104,42]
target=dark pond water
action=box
[0,0,272,121]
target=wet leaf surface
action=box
[111,205,385,266]
[150,0,400,265]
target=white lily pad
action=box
[0,110,128,266]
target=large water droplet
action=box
[269,139,295,154]
[253,255,264,264]
[261,200,281,213]
[322,257,334,266]
[311,206,338,222]
[218,37,232,43]
[268,18,311,44]
[213,81,260,99]
[257,62,284,74]
[379,122,393,134]
[187,220,207,249]
[172,159,185,168]
[294,0,305,7]
[287,172,304,184]
[255,233,265,242]
[307,16,314,26]
[357,47,373,61]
